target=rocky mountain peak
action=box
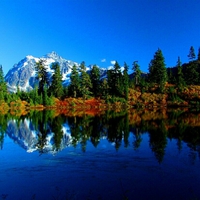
[45,51,61,60]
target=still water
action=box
[0,109,200,200]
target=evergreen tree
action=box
[188,46,196,61]
[176,57,185,90]
[132,61,141,86]
[100,79,109,100]
[123,62,129,100]
[63,86,68,97]
[79,61,92,99]
[148,48,167,92]
[107,61,123,97]
[184,62,199,85]
[167,68,176,84]
[29,86,40,105]
[43,84,49,106]
[0,65,7,93]
[69,64,80,98]
[51,115,64,151]
[198,47,200,61]
[114,61,122,93]
[0,65,7,101]
[90,65,100,97]
[35,59,49,95]
[49,62,63,98]
[107,69,113,95]
[140,76,148,93]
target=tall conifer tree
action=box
[110,61,123,96]
[197,47,200,62]
[176,57,185,90]
[69,64,80,98]
[188,46,196,61]
[0,65,7,100]
[79,61,92,99]
[90,65,100,97]
[49,62,63,98]
[35,59,49,95]
[100,79,109,100]
[148,48,167,92]
[184,62,199,85]
[123,62,129,100]
[0,65,7,92]
[132,61,141,86]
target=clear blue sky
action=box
[0,0,200,74]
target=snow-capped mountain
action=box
[5,51,107,92]
[5,51,79,92]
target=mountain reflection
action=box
[5,111,72,154]
[1,109,200,162]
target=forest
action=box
[0,46,200,109]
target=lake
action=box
[0,109,200,200]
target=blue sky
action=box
[0,0,200,74]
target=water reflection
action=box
[1,109,200,163]
[5,111,72,154]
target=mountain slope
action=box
[5,51,80,92]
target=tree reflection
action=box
[34,110,52,154]
[107,116,123,150]
[68,116,82,148]
[51,115,65,151]
[123,114,130,148]
[1,108,200,163]
[0,114,9,149]
[68,115,96,152]
[149,132,167,163]
[90,116,102,147]
[132,128,142,150]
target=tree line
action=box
[0,46,200,106]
